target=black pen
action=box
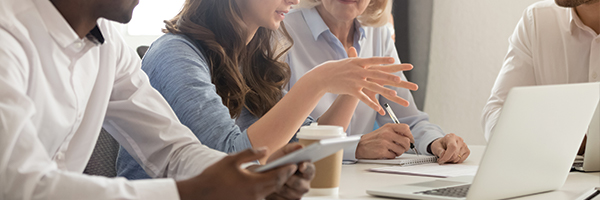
[384,103,419,156]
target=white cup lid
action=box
[296,123,346,140]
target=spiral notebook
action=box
[357,153,437,166]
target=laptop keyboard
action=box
[415,184,471,198]
[573,162,583,168]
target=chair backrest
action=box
[136,45,150,59]
[83,128,119,177]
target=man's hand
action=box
[430,133,470,164]
[264,143,315,200]
[176,148,297,200]
[355,123,415,159]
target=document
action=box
[358,153,436,166]
[369,163,479,178]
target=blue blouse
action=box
[283,7,445,160]
[116,33,312,179]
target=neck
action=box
[316,5,355,50]
[245,26,258,45]
[575,1,600,34]
[50,0,98,38]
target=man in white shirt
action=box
[0,0,314,199]
[482,0,600,152]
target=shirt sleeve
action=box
[138,34,254,154]
[0,25,181,200]
[481,7,536,141]
[375,27,445,156]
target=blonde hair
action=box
[296,0,393,27]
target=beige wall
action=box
[424,0,543,145]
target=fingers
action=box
[435,134,465,164]
[354,90,384,114]
[369,63,414,73]
[386,123,415,143]
[297,162,315,180]
[352,57,395,67]
[229,148,268,166]
[364,70,418,91]
[259,164,298,192]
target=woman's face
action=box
[237,0,299,31]
[319,0,371,23]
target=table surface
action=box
[304,145,599,199]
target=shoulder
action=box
[143,33,208,66]
[523,0,568,22]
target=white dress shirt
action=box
[0,0,226,199]
[283,7,445,160]
[482,0,600,141]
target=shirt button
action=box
[56,152,65,160]
[74,42,83,48]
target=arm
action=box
[482,8,536,141]
[0,26,179,200]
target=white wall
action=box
[112,22,161,51]
[424,0,542,145]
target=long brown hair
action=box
[164,0,293,118]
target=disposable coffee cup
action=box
[297,123,346,196]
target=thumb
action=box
[347,47,358,58]
[436,149,447,164]
[229,147,268,166]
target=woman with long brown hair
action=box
[117,0,417,179]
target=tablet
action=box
[253,136,361,172]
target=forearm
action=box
[317,94,360,132]
[247,77,324,161]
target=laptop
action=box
[573,101,600,172]
[367,82,600,200]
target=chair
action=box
[83,128,120,177]
[136,45,149,59]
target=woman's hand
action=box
[303,47,418,115]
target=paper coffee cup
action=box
[297,123,345,196]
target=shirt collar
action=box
[33,0,104,48]
[568,7,587,35]
[302,7,366,41]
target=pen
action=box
[384,103,419,156]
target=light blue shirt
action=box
[116,33,312,179]
[284,7,445,160]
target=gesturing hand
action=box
[355,123,415,159]
[430,133,470,164]
[176,148,297,200]
[305,48,418,115]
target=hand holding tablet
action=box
[254,136,360,172]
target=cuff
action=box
[131,178,180,200]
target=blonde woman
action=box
[284,0,470,163]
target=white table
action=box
[305,145,599,199]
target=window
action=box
[127,0,185,35]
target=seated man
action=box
[482,0,599,154]
[0,0,313,199]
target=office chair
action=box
[83,128,119,177]
[136,45,149,59]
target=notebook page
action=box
[357,153,436,166]
[369,163,479,178]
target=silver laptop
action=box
[367,83,600,200]
[573,101,600,172]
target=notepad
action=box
[357,153,437,166]
[369,163,479,178]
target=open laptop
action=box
[367,82,600,200]
[573,101,600,172]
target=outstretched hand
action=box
[306,47,418,115]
